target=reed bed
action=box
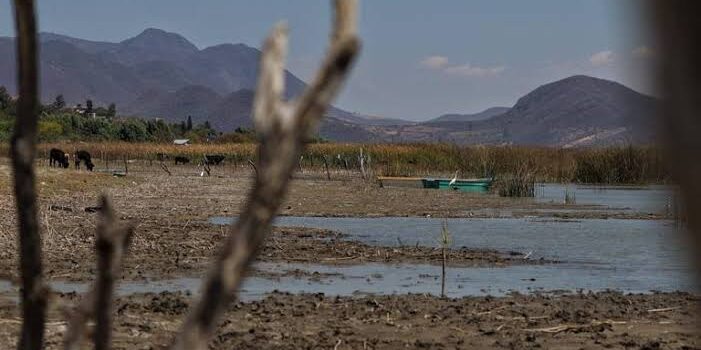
[0,142,669,184]
[495,163,536,197]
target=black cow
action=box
[174,156,190,165]
[156,152,169,162]
[75,150,95,171]
[49,148,70,168]
[204,154,225,165]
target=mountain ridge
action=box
[363,75,658,146]
[0,29,386,140]
[0,29,658,146]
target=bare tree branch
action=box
[10,1,46,349]
[63,196,134,350]
[170,1,360,349]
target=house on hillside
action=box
[173,139,190,146]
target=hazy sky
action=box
[0,0,654,120]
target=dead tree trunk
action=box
[651,1,701,278]
[10,1,47,349]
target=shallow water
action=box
[1,259,693,301]
[535,183,676,214]
[1,187,692,300]
[212,215,695,295]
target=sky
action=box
[0,0,655,121]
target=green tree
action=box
[0,86,12,112]
[117,119,149,142]
[186,115,193,131]
[86,99,93,114]
[107,103,116,118]
[38,120,64,141]
[52,94,65,110]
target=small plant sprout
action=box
[564,187,576,204]
[438,219,452,298]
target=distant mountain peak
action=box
[121,28,198,52]
[426,106,510,124]
[200,43,258,55]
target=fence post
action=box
[322,155,331,180]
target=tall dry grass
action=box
[0,142,669,184]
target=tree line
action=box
[0,87,258,143]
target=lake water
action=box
[206,215,696,296]
[1,185,693,300]
[535,183,676,214]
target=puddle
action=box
[2,260,694,301]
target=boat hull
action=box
[421,178,492,193]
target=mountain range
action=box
[0,29,659,146]
[380,75,659,147]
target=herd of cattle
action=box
[157,153,226,165]
[48,148,227,171]
[49,148,94,170]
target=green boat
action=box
[421,177,493,193]
[376,176,493,193]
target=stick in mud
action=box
[160,162,172,176]
[323,155,331,180]
[247,159,258,175]
[359,147,366,180]
[63,196,134,350]
[438,220,452,298]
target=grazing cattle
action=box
[156,153,169,162]
[174,156,190,165]
[75,150,95,171]
[204,154,226,165]
[49,148,70,168]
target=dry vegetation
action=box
[0,142,670,185]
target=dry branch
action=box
[63,196,135,350]
[10,1,47,349]
[169,1,360,349]
[160,162,172,176]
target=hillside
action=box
[426,107,510,124]
[0,28,658,146]
[0,29,383,140]
[369,75,658,146]
[483,75,658,146]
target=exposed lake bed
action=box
[0,165,696,348]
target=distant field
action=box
[0,142,668,184]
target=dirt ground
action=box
[0,162,585,283]
[0,161,695,349]
[0,290,697,349]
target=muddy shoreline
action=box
[0,164,693,348]
[0,290,697,349]
[0,223,549,283]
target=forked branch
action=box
[170,1,360,349]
